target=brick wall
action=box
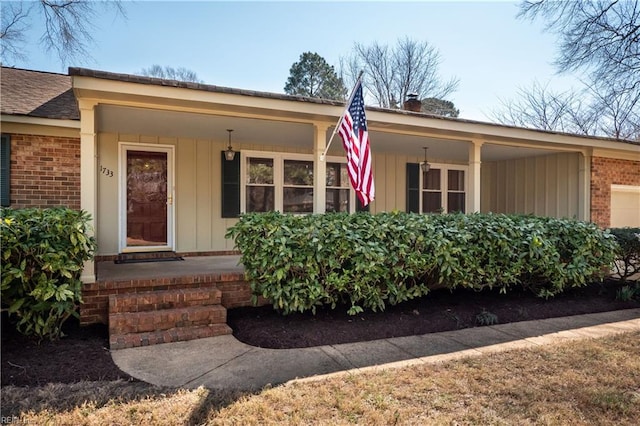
[591,156,640,228]
[9,134,81,209]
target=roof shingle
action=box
[1,67,79,120]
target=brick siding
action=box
[591,156,640,228]
[9,134,80,209]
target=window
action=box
[447,169,465,213]
[422,168,442,213]
[283,160,313,213]
[326,162,350,212]
[419,165,467,213]
[241,151,354,214]
[246,157,275,212]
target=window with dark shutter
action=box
[406,163,420,213]
[0,134,10,207]
[221,151,240,218]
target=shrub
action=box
[608,227,640,282]
[226,212,618,315]
[616,284,640,302]
[1,208,97,340]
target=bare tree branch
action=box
[510,1,640,140]
[342,37,459,109]
[139,65,204,83]
[0,2,32,63]
[0,0,126,66]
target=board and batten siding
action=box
[481,152,581,218]
[369,152,412,214]
[96,132,311,255]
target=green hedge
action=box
[609,227,640,282]
[226,212,618,315]
[1,208,97,340]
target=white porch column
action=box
[79,100,98,283]
[578,149,592,222]
[468,140,484,213]
[313,123,329,214]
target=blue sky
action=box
[10,0,582,121]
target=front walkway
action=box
[111,308,640,391]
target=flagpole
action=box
[320,70,364,161]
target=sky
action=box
[8,0,583,122]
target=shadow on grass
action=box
[0,379,253,419]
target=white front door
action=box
[119,143,175,252]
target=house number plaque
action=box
[100,165,114,177]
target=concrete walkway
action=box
[111,308,640,391]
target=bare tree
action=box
[507,0,640,139]
[492,82,593,133]
[587,80,640,140]
[491,81,597,134]
[342,37,459,109]
[139,65,204,83]
[519,0,640,95]
[0,0,125,67]
[492,79,640,140]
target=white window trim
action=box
[240,150,355,214]
[419,163,469,214]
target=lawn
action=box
[2,331,639,425]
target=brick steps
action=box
[109,287,232,350]
[110,324,232,350]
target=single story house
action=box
[1,66,639,346]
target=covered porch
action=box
[71,67,594,286]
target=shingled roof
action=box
[1,67,79,120]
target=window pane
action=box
[284,160,313,186]
[247,158,273,184]
[326,188,350,212]
[448,170,465,191]
[448,193,465,213]
[423,169,441,190]
[326,163,349,188]
[423,192,442,213]
[247,186,274,212]
[283,187,313,213]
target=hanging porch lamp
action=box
[225,129,236,161]
[421,147,431,173]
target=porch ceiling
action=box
[97,105,562,162]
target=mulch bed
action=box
[2,280,638,387]
[228,280,640,348]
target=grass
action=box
[2,331,639,425]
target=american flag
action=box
[338,81,375,206]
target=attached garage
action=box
[610,185,640,227]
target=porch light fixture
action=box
[421,147,431,173]
[225,129,236,161]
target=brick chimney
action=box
[403,93,422,112]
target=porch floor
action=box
[96,255,244,282]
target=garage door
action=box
[610,185,640,227]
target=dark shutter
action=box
[406,163,420,213]
[356,196,370,213]
[221,152,240,218]
[0,134,10,207]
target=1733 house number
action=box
[100,165,114,177]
